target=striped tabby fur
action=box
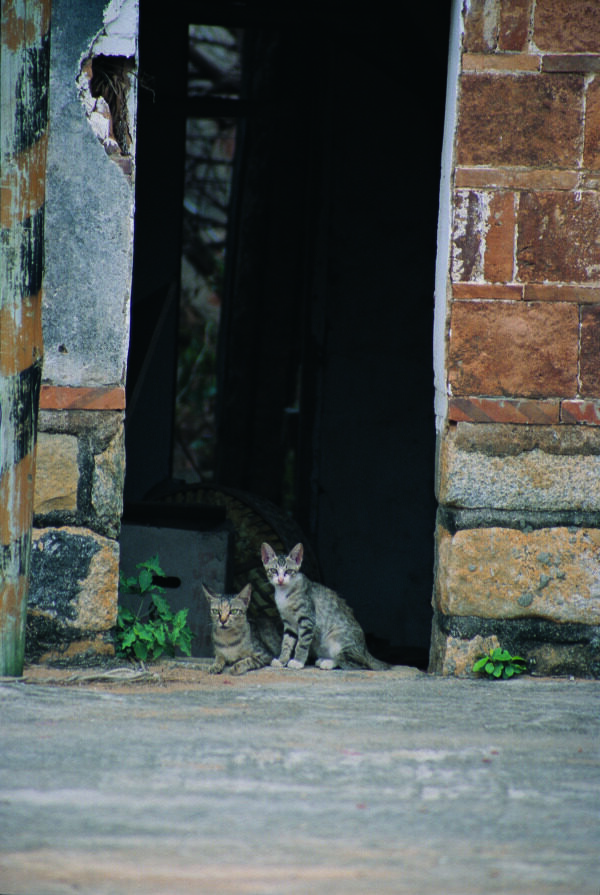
[260,543,390,670]
[203,583,282,675]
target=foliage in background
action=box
[116,555,193,661]
[174,24,241,482]
[472,647,528,680]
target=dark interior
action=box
[125,1,451,668]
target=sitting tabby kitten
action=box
[261,542,390,671]
[203,583,281,675]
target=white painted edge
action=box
[433,0,463,432]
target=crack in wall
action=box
[76,0,138,170]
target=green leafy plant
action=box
[472,647,528,680]
[116,555,193,661]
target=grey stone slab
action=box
[0,668,598,894]
[437,424,600,512]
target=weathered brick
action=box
[483,191,515,282]
[39,385,126,410]
[437,422,600,511]
[580,305,600,397]
[455,167,578,191]
[542,55,600,74]
[517,191,600,283]
[452,190,485,282]
[33,433,79,514]
[580,171,600,190]
[452,283,523,300]
[448,301,579,397]
[448,397,559,424]
[435,525,600,625]
[451,190,515,284]
[584,76,600,170]
[561,399,600,425]
[524,284,600,303]
[534,0,600,53]
[462,53,540,72]
[456,73,584,168]
[462,0,499,53]
[499,0,532,51]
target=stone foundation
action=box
[28,410,125,664]
[27,526,119,663]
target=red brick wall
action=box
[447,0,600,427]
[430,0,600,677]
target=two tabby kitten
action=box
[204,542,389,674]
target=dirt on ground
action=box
[17,659,254,693]
[15,659,420,694]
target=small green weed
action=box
[116,555,193,661]
[472,647,528,680]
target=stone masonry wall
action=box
[26,0,137,664]
[430,0,600,677]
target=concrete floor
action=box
[0,663,599,894]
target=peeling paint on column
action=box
[0,0,52,675]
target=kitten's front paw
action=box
[207,664,223,674]
[287,659,305,669]
[270,658,284,667]
[315,658,335,670]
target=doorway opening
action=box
[174,23,241,485]
[126,3,451,668]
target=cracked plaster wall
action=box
[43,0,138,388]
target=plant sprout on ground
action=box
[472,647,528,680]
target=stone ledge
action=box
[438,506,600,534]
[429,615,600,678]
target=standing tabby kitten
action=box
[261,542,389,670]
[203,583,281,675]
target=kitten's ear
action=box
[238,583,252,607]
[202,583,217,602]
[288,543,304,568]
[261,542,276,564]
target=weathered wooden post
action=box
[0,0,52,675]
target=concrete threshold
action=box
[1,662,598,894]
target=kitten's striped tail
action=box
[363,651,391,671]
[342,648,391,671]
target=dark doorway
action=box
[126,3,450,668]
